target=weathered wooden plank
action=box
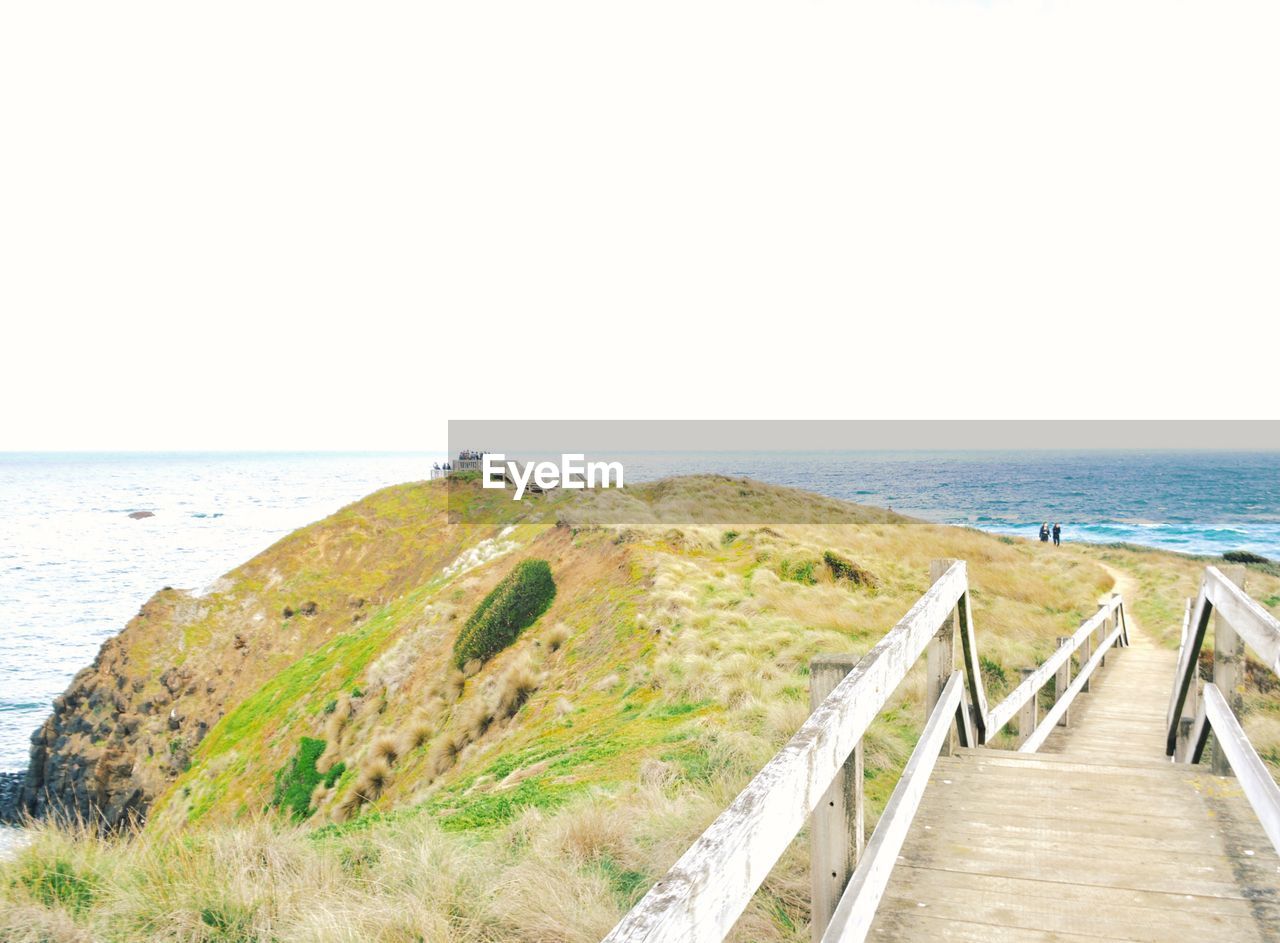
[1202,682,1280,855]
[1015,666,1037,748]
[955,590,990,742]
[884,864,1280,923]
[1206,564,1280,674]
[1055,635,1071,727]
[870,908,1143,943]
[928,560,959,759]
[822,673,965,943]
[877,884,1276,943]
[954,686,975,749]
[601,561,969,943]
[1019,624,1123,752]
[908,812,1267,857]
[1183,698,1210,764]
[1168,579,1213,754]
[894,840,1280,901]
[1167,557,1274,757]
[1212,565,1248,775]
[809,654,864,941]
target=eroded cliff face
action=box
[9,478,503,828]
[22,630,173,827]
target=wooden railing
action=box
[601,559,1129,943]
[986,594,1127,752]
[1168,564,1280,853]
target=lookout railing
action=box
[1168,564,1280,853]
[602,559,1128,943]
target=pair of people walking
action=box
[1039,521,1062,546]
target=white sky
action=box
[2,2,1277,451]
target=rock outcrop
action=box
[12,479,472,830]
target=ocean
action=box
[1,449,1277,849]
[616,450,1280,555]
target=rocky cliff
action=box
[7,477,512,827]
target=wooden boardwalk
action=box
[603,562,1280,943]
[870,608,1280,941]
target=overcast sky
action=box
[2,2,1277,451]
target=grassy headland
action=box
[4,476,1279,942]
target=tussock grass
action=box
[2,785,796,943]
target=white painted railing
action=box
[1169,564,1280,854]
[986,594,1127,752]
[602,559,1129,943]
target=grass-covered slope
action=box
[7,476,1280,943]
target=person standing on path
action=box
[1052,522,1061,546]
[1039,522,1050,542]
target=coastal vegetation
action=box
[4,475,1280,942]
[452,559,556,668]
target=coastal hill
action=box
[5,476,1280,942]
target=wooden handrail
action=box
[1170,567,1280,854]
[821,672,968,943]
[987,596,1125,736]
[601,562,970,943]
[602,561,1128,943]
[1019,622,1124,753]
[1168,566,1280,756]
[1183,684,1280,854]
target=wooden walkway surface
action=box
[869,605,1280,941]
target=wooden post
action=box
[1017,667,1038,747]
[928,560,959,758]
[1097,603,1109,668]
[1174,599,1200,761]
[1177,716,1195,763]
[809,654,864,940]
[1211,565,1247,776]
[1080,629,1092,693]
[1055,636,1071,727]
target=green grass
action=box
[169,596,419,823]
[268,737,327,822]
[17,859,96,915]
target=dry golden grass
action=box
[544,621,571,652]
[1,784,788,943]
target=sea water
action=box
[0,452,440,852]
[615,450,1280,556]
[1,449,1277,851]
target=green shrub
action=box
[721,530,739,546]
[268,736,326,821]
[778,558,818,585]
[323,761,347,789]
[1224,550,1270,565]
[980,656,1007,691]
[822,550,879,587]
[452,560,556,668]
